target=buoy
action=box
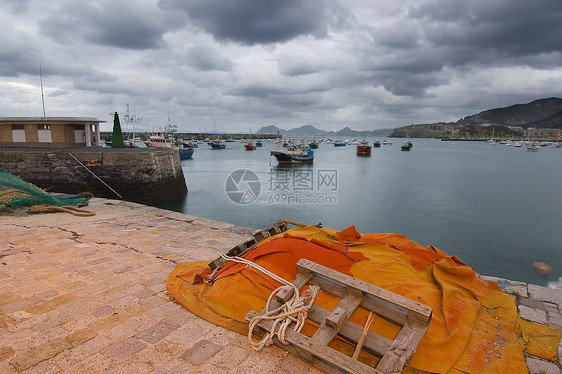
[533,261,552,275]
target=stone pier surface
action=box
[1,198,561,373]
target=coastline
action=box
[1,198,560,373]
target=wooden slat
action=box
[247,310,382,374]
[375,322,429,373]
[311,293,362,345]
[307,305,392,357]
[297,259,432,324]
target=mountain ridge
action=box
[256,125,393,137]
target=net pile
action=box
[0,172,92,216]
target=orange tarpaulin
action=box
[167,225,560,373]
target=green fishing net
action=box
[0,172,90,216]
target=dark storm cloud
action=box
[410,0,562,60]
[159,0,351,45]
[39,0,168,50]
[347,0,562,98]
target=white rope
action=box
[220,254,320,351]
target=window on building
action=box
[38,124,51,130]
[12,124,24,130]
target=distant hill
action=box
[457,97,562,129]
[256,125,393,137]
[390,97,562,138]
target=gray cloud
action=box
[0,0,561,131]
[39,0,169,49]
[159,0,351,45]
[184,46,235,71]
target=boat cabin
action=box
[0,117,104,148]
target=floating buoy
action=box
[533,261,552,275]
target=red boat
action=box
[356,139,372,156]
[244,140,257,150]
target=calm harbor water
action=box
[157,138,562,287]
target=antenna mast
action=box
[40,63,46,117]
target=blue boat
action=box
[179,148,194,159]
[255,140,263,147]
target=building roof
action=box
[0,117,106,123]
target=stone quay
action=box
[1,199,561,373]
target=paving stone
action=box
[0,346,15,361]
[529,284,562,307]
[519,298,547,311]
[9,336,72,372]
[135,321,178,344]
[101,337,147,361]
[519,304,549,325]
[525,356,561,374]
[480,275,529,298]
[181,339,222,365]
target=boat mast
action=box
[40,63,46,117]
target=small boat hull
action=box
[357,145,372,156]
[179,148,194,159]
[270,150,314,164]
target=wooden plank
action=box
[307,305,392,357]
[297,259,432,324]
[311,293,362,345]
[247,310,382,374]
[265,273,312,312]
[375,322,429,373]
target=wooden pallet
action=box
[207,222,289,272]
[246,259,432,374]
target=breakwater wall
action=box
[0,147,187,204]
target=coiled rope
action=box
[220,254,320,351]
[28,204,96,217]
[274,219,307,228]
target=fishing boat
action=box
[333,140,346,147]
[309,139,319,149]
[401,140,413,151]
[209,140,226,149]
[149,133,174,148]
[182,139,198,148]
[373,139,381,147]
[179,148,194,159]
[356,139,372,156]
[244,140,257,150]
[271,146,314,164]
[255,140,263,147]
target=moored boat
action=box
[309,139,319,149]
[149,133,174,148]
[333,140,346,147]
[244,140,257,150]
[356,139,372,156]
[373,139,381,147]
[271,146,314,164]
[401,140,413,151]
[209,140,226,149]
[179,148,194,159]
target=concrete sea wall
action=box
[0,147,187,204]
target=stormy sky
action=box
[1,0,561,132]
